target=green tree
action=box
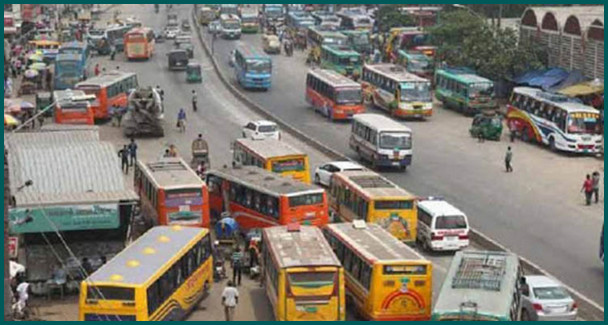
[375,5,416,33]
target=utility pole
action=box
[497,4,503,29]
[4,154,12,321]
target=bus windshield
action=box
[335,88,362,105]
[56,60,80,72]
[246,59,271,73]
[338,56,360,66]
[400,82,431,102]
[379,132,412,150]
[469,83,494,98]
[567,113,600,134]
[241,16,257,24]
[222,21,240,30]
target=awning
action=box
[559,80,604,97]
[514,68,569,91]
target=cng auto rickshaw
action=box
[36,92,53,117]
[470,111,503,141]
[191,136,210,172]
[186,62,202,83]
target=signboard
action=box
[8,237,18,258]
[9,204,120,234]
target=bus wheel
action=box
[549,137,557,152]
[521,128,529,142]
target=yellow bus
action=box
[262,225,346,321]
[233,138,311,184]
[329,170,418,243]
[324,222,433,321]
[79,226,213,321]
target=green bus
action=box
[320,45,362,77]
[240,8,259,33]
[434,68,497,115]
[340,30,372,55]
[307,27,347,47]
[397,50,433,79]
[432,251,523,321]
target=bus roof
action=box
[308,69,361,88]
[353,113,412,133]
[433,251,520,319]
[136,158,204,190]
[365,64,427,83]
[322,44,359,56]
[513,87,599,114]
[263,225,341,269]
[333,170,414,199]
[55,53,82,61]
[60,41,87,49]
[125,27,151,35]
[53,89,88,102]
[220,13,240,21]
[76,70,136,88]
[235,44,270,60]
[326,223,427,262]
[208,166,323,197]
[235,138,304,160]
[436,68,493,85]
[88,226,208,285]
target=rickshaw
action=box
[35,92,53,117]
[470,111,503,141]
[186,62,202,83]
[191,136,210,171]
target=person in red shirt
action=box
[94,63,100,76]
[581,174,594,205]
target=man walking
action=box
[221,280,239,321]
[231,246,244,286]
[592,171,601,204]
[118,145,130,174]
[581,174,594,206]
[504,147,513,173]
[128,138,138,167]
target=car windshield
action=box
[469,83,494,98]
[379,132,411,150]
[533,286,570,300]
[336,88,362,105]
[435,215,467,230]
[258,125,277,133]
[324,17,340,23]
[400,82,431,102]
[246,59,271,73]
[567,113,600,134]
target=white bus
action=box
[349,113,413,171]
[220,14,241,39]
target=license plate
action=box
[446,236,458,241]
[392,162,400,166]
[550,306,568,313]
[415,114,421,118]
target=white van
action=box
[416,198,469,252]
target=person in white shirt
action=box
[221,280,239,321]
[13,280,30,316]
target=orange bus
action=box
[306,69,365,121]
[134,158,210,228]
[76,70,138,120]
[124,27,155,60]
[52,90,95,125]
[206,166,329,230]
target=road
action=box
[205,14,605,307]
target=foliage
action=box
[375,5,416,33]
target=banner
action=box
[9,204,120,234]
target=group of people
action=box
[582,171,602,206]
[220,239,261,321]
[117,138,138,174]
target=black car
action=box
[177,42,194,59]
[167,49,188,70]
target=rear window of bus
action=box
[289,193,324,207]
[374,200,413,210]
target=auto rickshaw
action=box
[470,111,503,141]
[186,62,203,83]
[36,92,53,117]
[191,136,210,171]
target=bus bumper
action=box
[242,78,271,90]
[376,155,412,168]
[394,108,432,118]
[332,105,365,120]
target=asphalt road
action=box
[206,19,605,307]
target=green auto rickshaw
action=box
[470,111,503,141]
[186,62,202,83]
[36,92,53,117]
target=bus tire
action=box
[521,128,530,142]
[549,137,557,152]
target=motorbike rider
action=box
[192,90,198,112]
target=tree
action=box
[375,5,415,33]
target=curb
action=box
[191,7,604,321]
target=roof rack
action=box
[147,160,187,172]
[351,175,393,189]
[452,252,507,291]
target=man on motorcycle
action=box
[192,90,198,112]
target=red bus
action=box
[134,158,210,228]
[124,27,155,60]
[52,90,95,125]
[306,69,365,121]
[206,166,329,230]
[76,70,138,120]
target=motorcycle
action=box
[213,258,227,282]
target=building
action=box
[5,127,138,292]
[520,6,604,80]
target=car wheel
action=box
[521,310,531,321]
[314,174,321,185]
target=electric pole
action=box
[4,154,12,321]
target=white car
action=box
[314,161,365,187]
[521,275,578,321]
[242,120,281,141]
[164,26,180,39]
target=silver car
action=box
[521,275,578,321]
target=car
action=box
[177,42,194,59]
[521,275,578,321]
[262,34,281,54]
[164,26,180,39]
[208,20,221,34]
[154,30,165,43]
[416,197,470,252]
[242,120,281,141]
[314,161,365,187]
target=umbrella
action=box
[4,114,20,126]
[20,101,35,110]
[28,53,44,62]
[9,261,25,278]
[24,69,39,78]
[5,104,21,114]
[29,62,47,70]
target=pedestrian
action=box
[128,138,138,167]
[477,130,485,143]
[504,146,513,173]
[94,63,100,76]
[110,46,116,61]
[592,171,601,204]
[116,106,124,127]
[177,108,186,132]
[118,145,130,174]
[231,246,243,286]
[168,144,178,157]
[581,174,594,205]
[156,85,164,102]
[509,120,517,142]
[221,280,239,321]
[162,149,171,158]
[81,257,94,275]
[37,114,44,128]
[192,90,198,112]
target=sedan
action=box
[521,275,578,321]
[314,161,365,187]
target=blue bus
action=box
[59,41,89,69]
[233,44,272,90]
[285,11,315,29]
[54,53,86,90]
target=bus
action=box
[308,27,348,47]
[261,4,284,25]
[286,11,315,29]
[329,170,418,243]
[53,90,95,125]
[350,113,413,171]
[58,41,89,67]
[232,138,310,184]
[124,27,155,60]
[240,8,259,33]
[105,24,131,52]
[311,11,341,29]
[434,67,497,115]
[324,222,432,321]
[386,27,435,62]
[336,12,373,31]
[198,7,216,26]
[220,4,239,16]
[362,64,433,119]
[397,50,433,79]
[306,69,365,120]
[320,45,362,77]
[206,166,329,229]
[54,53,86,90]
[76,70,138,120]
[261,225,345,321]
[79,226,213,321]
[432,251,523,321]
[341,30,372,55]
[219,14,242,39]
[506,87,602,154]
[134,158,210,228]
[233,44,272,90]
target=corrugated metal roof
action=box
[7,130,138,207]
